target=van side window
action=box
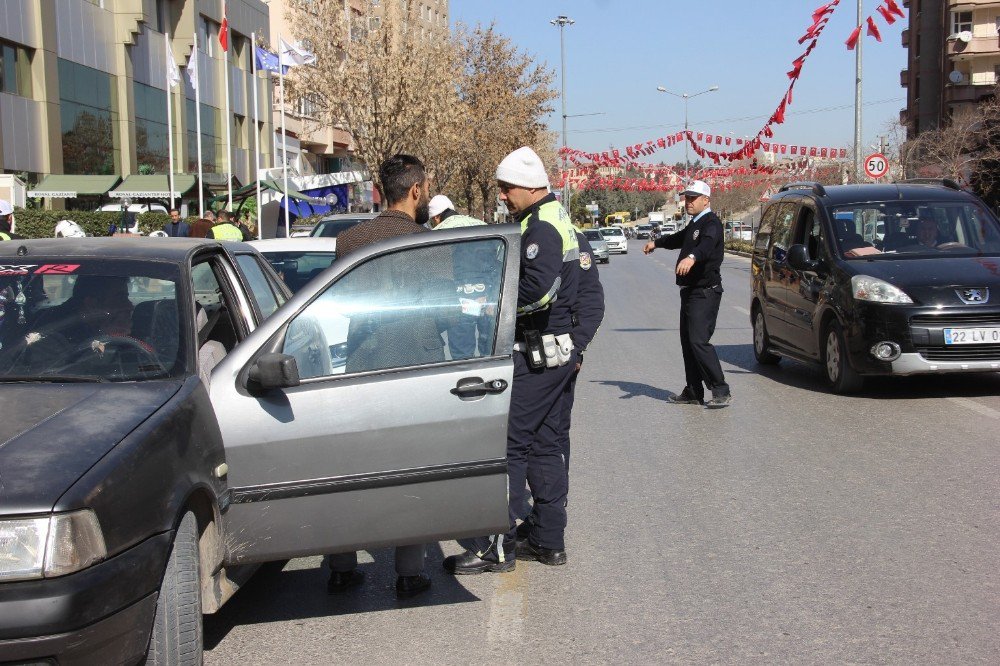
[794,205,825,261]
[755,204,777,253]
[769,203,796,263]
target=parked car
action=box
[308,213,378,252]
[636,224,653,239]
[600,225,628,254]
[582,228,610,264]
[96,203,169,215]
[249,237,338,294]
[750,180,1000,393]
[0,226,521,662]
[661,221,677,234]
[725,222,753,242]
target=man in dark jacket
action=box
[163,208,190,237]
[327,154,436,599]
[643,180,731,408]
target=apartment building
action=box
[901,0,1000,137]
[267,0,448,179]
[0,0,273,206]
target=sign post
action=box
[864,152,890,181]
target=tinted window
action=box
[261,251,337,294]
[769,203,797,262]
[583,230,603,241]
[310,218,368,238]
[283,239,505,378]
[0,260,183,381]
[236,254,281,319]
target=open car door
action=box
[210,225,520,564]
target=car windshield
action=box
[310,218,368,238]
[261,251,337,293]
[831,201,1000,260]
[0,260,184,382]
[602,227,623,237]
[583,230,603,241]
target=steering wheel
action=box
[69,335,165,376]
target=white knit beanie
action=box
[496,147,550,189]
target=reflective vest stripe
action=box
[0,232,10,241]
[517,200,579,315]
[213,224,243,241]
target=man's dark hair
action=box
[379,154,426,206]
[0,215,11,232]
[216,210,232,223]
[169,208,180,215]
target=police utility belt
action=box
[514,312,574,370]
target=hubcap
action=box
[754,312,766,354]
[826,331,840,381]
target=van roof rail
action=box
[895,178,962,190]
[778,181,827,197]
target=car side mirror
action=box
[787,244,819,271]
[248,353,301,392]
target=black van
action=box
[750,180,1000,392]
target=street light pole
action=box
[551,15,574,214]
[656,85,718,183]
[854,0,863,182]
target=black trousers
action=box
[679,285,729,399]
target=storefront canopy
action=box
[109,174,197,199]
[28,174,121,198]
[207,179,318,205]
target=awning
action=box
[109,174,197,199]
[207,179,320,205]
[28,174,121,198]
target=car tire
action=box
[823,321,864,394]
[146,512,202,666]
[752,308,780,365]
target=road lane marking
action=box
[732,306,751,316]
[947,397,1000,420]
[486,559,527,645]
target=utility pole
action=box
[853,0,863,183]
[551,16,575,213]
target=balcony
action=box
[947,34,1000,59]
[944,82,997,104]
[901,68,909,87]
[902,28,909,48]
[899,108,909,125]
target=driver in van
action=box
[916,215,941,248]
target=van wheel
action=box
[823,321,864,394]
[145,512,202,665]
[752,308,780,365]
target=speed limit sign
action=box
[864,152,890,180]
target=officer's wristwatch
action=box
[687,253,696,262]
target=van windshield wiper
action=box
[0,375,103,383]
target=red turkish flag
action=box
[809,147,817,157]
[839,148,848,158]
[736,138,744,145]
[845,25,861,50]
[219,5,229,52]
[706,135,714,144]
[697,132,704,141]
[821,148,829,157]
[886,0,905,19]
[867,16,882,42]
[725,137,732,146]
[877,4,897,25]
[791,146,799,155]
[657,137,666,148]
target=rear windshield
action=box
[310,218,368,238]
[583,230,603,241]
[601,227,624,237]
[0,260,185,382]
[262,250,337,294]
[831,201,1000,260]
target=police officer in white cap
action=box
[444,146,580,574]
[0,200,22,240]
[643,180,731,408]
[428,195,484,229]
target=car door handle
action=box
[451,378,509,397]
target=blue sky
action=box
[451,0,907,162]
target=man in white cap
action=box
[642,180,731,408]
[0,200,22,240]
[428,195,484,229]
[444,146,580,575]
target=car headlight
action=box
[851,275,913,304]
[0,510,107,582]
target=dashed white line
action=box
[947,397,1000,420]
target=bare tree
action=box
[286,0,460,196]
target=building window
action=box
[298,92,322,118]
[58,58,119,175]
[186,99,221,173]
[951,11,972,36]
[134,81,169,173]
[0,40,32,97]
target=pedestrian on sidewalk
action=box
[643,180,731,408]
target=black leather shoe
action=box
[667,389,703,405]
[515,540,567,566]
[395,574,432,598]
[327,569,364,594]
[705,394,732,409]
[515,520,531,544]
[443,549,515,575]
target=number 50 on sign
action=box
[864,153,890,180]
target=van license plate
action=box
[943,327,1000,345]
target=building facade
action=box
[0,0,274,203]
[901,0,1000,137]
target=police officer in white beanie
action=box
[444,146,581,574]
[643,179,731,408]
[0,200,22,240]
[427,195,484,229]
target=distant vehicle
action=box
[725,221,753,242]
[636,224,654,239]
[648,211,666,227]
[661,221,677,234]
[582,229,610,264]
[751,180,1000,393]
[308,213,378,251]
[599,225,628,254]
[604,211,631,227]
[249,237,338,294]
[96,203,169,215]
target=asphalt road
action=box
[205,239,1000,664]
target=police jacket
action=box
[573,232,605,352]
[654,209,724,287]
[0,231,24,241]
[210,223,249,241]
[515,193,579,336]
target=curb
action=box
[725,250,753,259]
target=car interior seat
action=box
[131,298,179,368]
[196,305,227,386]
[881,231,913,251]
